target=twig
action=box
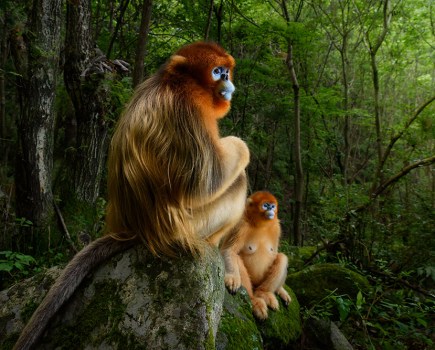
[53,201,78,253]
[365,266,434,299]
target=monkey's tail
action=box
[13,235,136,350]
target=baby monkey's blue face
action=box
[261,202,277,220]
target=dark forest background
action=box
[0,0,434,348]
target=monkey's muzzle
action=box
[219,80,235,101]
[265,210,275,220]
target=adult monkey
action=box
[14,42,249,350]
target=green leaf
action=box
[0,262,13,272]
[356,291,364,310]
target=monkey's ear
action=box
[246,198,253,205]
[166,55,188,73]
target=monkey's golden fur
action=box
[221,191,291,319]
[106,42,248,257]
[14,42,249,350]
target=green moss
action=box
[217,289,263,350]
[286,263,371,308]
[257,286,301,348]
[20,301,39,323]
[205,302,216,350]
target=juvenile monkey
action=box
[222,191,291,319]
[14,42,249,350]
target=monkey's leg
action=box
[277,286,292,305]
[254,253,290,310]
[237,255,269,320]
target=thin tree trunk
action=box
[14,0,62,250]
[64,0,111,205]
[341,34,350,184]
[132,0,153,88]
[282,0,304,246]
[107,0,130,59]
[214,1,223,44]
[286,42,304,246]
[364,0,392,194]
[0,13,7,142]
[204,0,214,41]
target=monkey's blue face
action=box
[261,202,276,220]
[212,66,235,101]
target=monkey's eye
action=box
[270,204,276,210]
[212,67,223,81]
[262,203,268,210]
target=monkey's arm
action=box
[221,225,248,292]
[190,136,249,245]
[196,136,249,207]
[13,236,136,350]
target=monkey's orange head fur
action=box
[246,191,279,225]
[162,42,236,137]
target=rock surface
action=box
[0,245,225,350]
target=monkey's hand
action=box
[218,136,250,176]
[277,286,292,306]
[224,272,241,293]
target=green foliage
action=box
[1,0,434,347]
[0,251,37,288]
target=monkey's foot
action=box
[251,297,268,320]
[224,273,241,293]
[255,290,279,311]
[277,287,292,306]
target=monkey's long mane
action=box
[106,69,223,257]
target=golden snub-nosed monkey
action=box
[221,191,291,319]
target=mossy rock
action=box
[216,288,263,350]
[216,285,301,350]
[0,245,225,350]
[256,286,301,349]
[286,263,371,308]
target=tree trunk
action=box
[340,34,350,185]
[286,42,304,246]
[282,0,304,246]
[365,0,392,194]
[132,0,153,88]
[0,13,7,142]
[64,0,111,205]
[14,0,62,250]
[204,0,214,41]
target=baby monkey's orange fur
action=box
[222,191,291,319]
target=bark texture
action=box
[14,0,62,236]
[64,0,111,204]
